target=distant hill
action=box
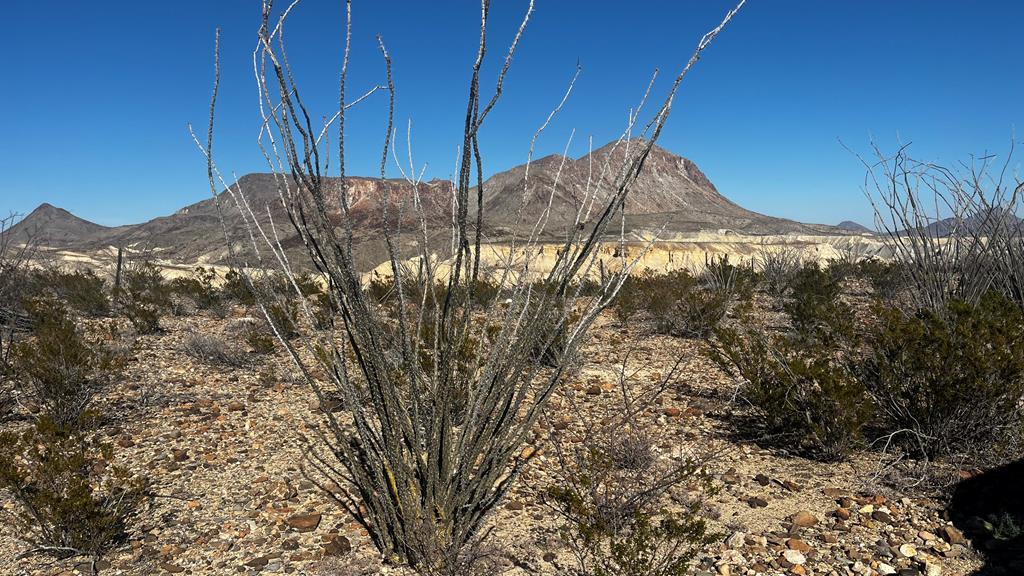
[6,140,855,269]
[894,208,1023,238]
[836,220,873,234]
[6,203,118,246]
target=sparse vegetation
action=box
[711,326,872,461]
[13,300,117,432]
[615,269,733,338]
[114,258,172,334]
[170,267,224,314]
[181,332,248,368]
[547,358,718,576]
[0,416,147,564]
[32,268,111,317]
[783,261,852,345]
[755,246,803,296]
[858,292,1024,462]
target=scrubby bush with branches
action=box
[0,416,147,565]
[546,354,718,576]
[31,268,111,317]
[860,142,1024,314]
[182,332,248,368]
[196,0,745,570]
[170,266,224,314]
[12,300,117,432]
[615,269,733,338]
[858,292,1024,462]
[114,258,171,334]
[1,213,35,417]
[711,326,872,461]
[754,246,802,296]
[783,261,853,345]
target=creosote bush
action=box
[114,259,171,334]
[32,268,111,317]
[221,269,256,305]
[615,269,733,338]
[13,300,117,432]
[859,292,1024,462]
[170,266,224,314]
[0,416,147,562]
[783,262,852,345]
[710,327,872,461]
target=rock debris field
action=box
[0,307,983,576]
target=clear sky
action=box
[4,1,1021,227]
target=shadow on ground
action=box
[948,458,1024,575]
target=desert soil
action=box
[0,304,982,576]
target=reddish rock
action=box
[286,512,322,532]
[790,511,819,528]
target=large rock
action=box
[286,512,322,532]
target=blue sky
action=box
[3,1,1021,227]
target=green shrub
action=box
[114,260,171,334]
[170,267,223,312]
[615,270,731,337]
[701,254,756,302]
[33,268,111,317]
[221,269,256,305]
[0,416,147,562]
[13,300,117,432]
[266,300,300,340]
[858,292,1024,461]
[784,262,852,344]
[856,258,905,302]
[710,327,872,461]
[547,448,716,576]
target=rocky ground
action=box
[0,304,985,576]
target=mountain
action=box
[836,220,873,234]
[5,203,120,246]
[6,141,852,269]
[895,207,1023,238]
[477,141,829,236]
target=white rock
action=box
[898,543,917,558]
[782,549,806,565]
[877,562,897,575]
[725,531,746,549]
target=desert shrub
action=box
[701,254,756,301]
[226,317,276,354]
[783,262,852,344]
[614,270,730,337]
[855,258,905,302]
[221,269,256,305]
[755,247,802,296]
[0,416,147,562]
[203,1,747,570]
[170,267,223,313]
[181,332,247,368]
[114,259,171,334]
[547,360,718,576]
[13,300,116,432]
[858,292,1024,461]
[33,268,111,317]
[293,271,324,297]
[711,328,872,461]
[266,300,300,340]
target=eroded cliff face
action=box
[366,231,890,282]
